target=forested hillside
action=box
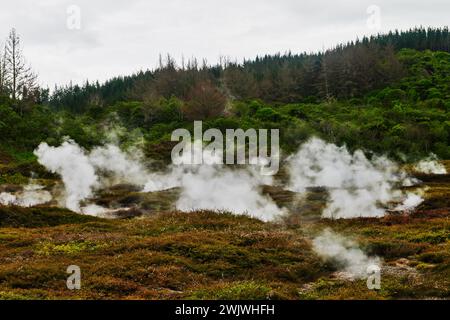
[1,28,449,164]
[48,27,450,109]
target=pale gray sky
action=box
[0,0,448,88]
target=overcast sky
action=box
[0,0,448,88]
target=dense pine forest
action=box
[49,27,450,109]
[1,27,449,165]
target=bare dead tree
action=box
[0,46,7,96]
[4,28,37,104]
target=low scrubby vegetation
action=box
[0,205,448,299]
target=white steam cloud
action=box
[89,144,150,185]
[414,154,447,174]
[31,137,427,220]
[34,141,99,213]
[34,139,284,221]
[312,229,381,279]
[287,137,422,218]
[144,143,285,222]
[0,184,52,207]
[34,140,150,214]
[0,193,16,205]
[175,165,283,222]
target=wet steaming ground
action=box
[77,166,450,222]
[0,161,448,299]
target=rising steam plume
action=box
[144,143,285,221]
[286,137,423,218]
[0,183,52,207]
[26,137,434,219]
[34,140,100,213]
[34,140,150,214]
[414,154,447,174]
[312,228,381,279]
[33,139,285,220]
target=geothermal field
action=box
[0,137,448,299]
[0,17,449,303]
